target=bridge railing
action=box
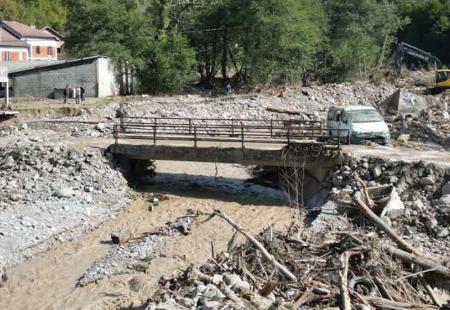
[113,117,350,149]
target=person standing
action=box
[63,84,69,104]
[75,86,81,104]
[80,86,85,101]
[72,86,76,103]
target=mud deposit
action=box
[0,161,294,309]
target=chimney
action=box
[30,24,36,29]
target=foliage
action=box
[323,0,406,82]
[185,0,327,86]
[138,32,196,94]
[0,0,67,30]
[64,0,152,68]
[398,0,450,65]
[1,0,449,90]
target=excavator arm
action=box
[396,42,443,71]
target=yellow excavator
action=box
[396,42,450,94]
[434,69,450,91]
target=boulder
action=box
[419,176,435,186]
[3,156,15,167]
[54,187,74,198]
[441,182,450,196]
[381,188,405,219]
[397,134,410,143]
[111,229,132,245]
[437,195,450,208]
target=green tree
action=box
[398,0,450,65]
[0,0,67,30]
[139,32,196,93]
[323,0,405,82]
[187,0,327,86]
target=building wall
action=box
[24,38,58,61]
[11,57,119,98]
[97,57,120,98]
[12,59,98,98]
[0,47,28,62]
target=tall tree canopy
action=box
[399,0,450,65]
[1,0,449,92]
[0,0,67,30]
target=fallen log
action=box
[383,245,450,279]
[339,251,352,310]
[213,209,297,282]
[353,196,420,255]
[266,106,304,115]
[362,295,438,310]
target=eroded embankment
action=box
[0,142,130,270]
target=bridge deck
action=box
[110,117,349,167]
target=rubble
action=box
[145,213,449,309]
[77,214,198,287]
[0,143,130,268]
[326,156,449,255]
[388,97,450,148]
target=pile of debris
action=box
[328,156,450,254]
[388,106,450,148]
[145,207,450,310]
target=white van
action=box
[326,105,390,145]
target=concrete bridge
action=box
[109,117,349,168]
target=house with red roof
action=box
[0,20,59,62]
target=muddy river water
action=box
[0,161,295,309]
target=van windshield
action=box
[348,109,383,123]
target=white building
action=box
[0,20,58,62]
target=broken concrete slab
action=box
[379,89,428,116]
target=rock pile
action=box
[106,82,396,122]
[0,143,129,268]
[77,214,198,287]
[327,156,450,254]
[389,103,450,148]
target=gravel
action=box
[0,142,130,269]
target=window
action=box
[5,52,11,61]
[36,46,41,54]
[348,109,383,123]
[436,71,448,83]
[48,47,53,56]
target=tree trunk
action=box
[221,27,228,79]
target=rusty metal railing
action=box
[113,117,351,149]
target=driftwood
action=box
[213,209,297,282]
[362,295,438,310]
[339,251,352,310]
[419,275,442,307]
[354,173,374,207]
[353,196,420,255]
[383,245,450,279]
[266,106,303,115]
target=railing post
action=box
[270,120,273,137]
[338,129,341,149]
[287,127,291,144]
[153,118,157,145]
[194,126,197,148]
[188,119,192,135]
[114,125,118,144]
[241,125,245,149]
[232,119,235,136]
